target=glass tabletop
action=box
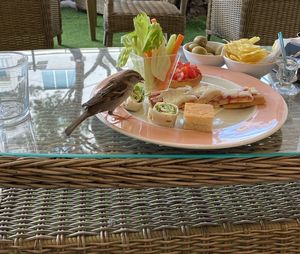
[3,48,300,159]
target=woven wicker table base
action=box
[1,182,300,253]
[0,156,300,188]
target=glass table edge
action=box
[11,48,297,160]
[0,152,299,159]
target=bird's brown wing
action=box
[82,81,127,108]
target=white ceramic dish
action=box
[94,66,288,150]
[223,54,276,79]
[183,41,225,67]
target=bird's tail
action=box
[64,111,90,137]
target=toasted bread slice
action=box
[170,76,202,88]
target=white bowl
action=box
[183,41,225,67]
[223,55,276,79]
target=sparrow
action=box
[64,69,144,136]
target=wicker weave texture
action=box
[0,0,62,50]
[207,0,242,42]
[1,183,300,253]
[75,0,176,14]
[206,0,300,45]
[1,156,300,188]
[50,0,63,39]
[103,0,188,46]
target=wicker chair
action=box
[206,0,300,45]
[103,0,188,46]
[0,0,62,51]
[76,0,177,14]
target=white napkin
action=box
[262,37,300,63]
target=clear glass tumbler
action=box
[129,53,180,95]
[0,52,29,126]
[274,56,299,96]
[0,114,37,153]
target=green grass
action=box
[55,8,221,48]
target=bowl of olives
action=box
[183,36,225,67]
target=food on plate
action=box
[210,87,266,108]
[117,13,184,94]
[195,85,224,104]
[148,102,179,128]
[222,91,266,109]
[149,85,223,108]
[186,35,223,56]
[170,61,202,88]
[149,84,265,109]
[223,37,269,64]
[123,83,145,112]
[149,86,197,108]
[183,103,214,132]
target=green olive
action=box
[193,36,207,47]
[205,46,215,55]
[188,43,199,51]
[191,46,207,55]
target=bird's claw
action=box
[106,112,132,123]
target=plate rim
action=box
[95,67,288,150]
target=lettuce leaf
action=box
[133,13,151,55]
[142,22,164,52]
[131,83,145,102]
[117,12,164,67]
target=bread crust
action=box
[170,76,202,88]
[222,94,266,109]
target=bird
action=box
[64,69,144,136]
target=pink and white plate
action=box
[95,66,288,149]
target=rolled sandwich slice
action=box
[148,87,197,109]
[148,102,179,128]
[123,83,144,112]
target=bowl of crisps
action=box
[222,37,276,78]
[183,40,225,67]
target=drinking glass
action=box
[0,52,29,126]
[129,53,180,95]
[0,114,37,153]
[273,57,299,96]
